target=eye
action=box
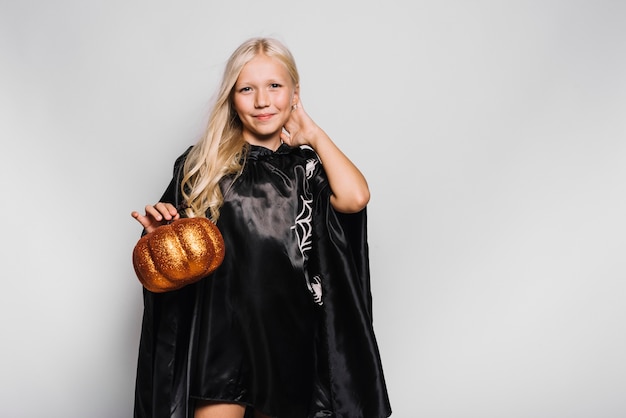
[238,86,252,93]
[270,83,281,89]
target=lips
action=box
[254,113,275,121]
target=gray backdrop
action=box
[1,1,625,417]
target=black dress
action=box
[134,144,391,418]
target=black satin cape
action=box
[133,145,391,418]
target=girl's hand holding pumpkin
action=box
[131,202,180,234]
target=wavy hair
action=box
[181,37,300,220]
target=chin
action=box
[253,127,283,138]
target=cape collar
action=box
[247,143,292,160]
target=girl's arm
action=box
[282,101,370,213]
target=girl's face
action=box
[232,54,298,149]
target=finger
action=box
[145,204,164,221]
[131,211,152,229]
[131,211,145,227]
[162,203,180,220]
[153,202,179,221]
[164,203,179,217]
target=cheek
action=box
[278,91,293,108]
[232,96,249,114]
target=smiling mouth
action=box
[254,113,274,120]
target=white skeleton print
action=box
[291,157,324,305]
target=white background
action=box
[1,1,625,417]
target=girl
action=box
[131,37,391,418]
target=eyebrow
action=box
[236,77,286,86]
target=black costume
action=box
[134,144,391,418]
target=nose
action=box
[255,90,269,108]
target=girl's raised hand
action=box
[131,202,180,234]
[280,100,321,148]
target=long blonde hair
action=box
[181,37,300,220]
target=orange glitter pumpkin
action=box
[132,217,225,293]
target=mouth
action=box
[254,113,275,121]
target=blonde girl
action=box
[132,37,391,418]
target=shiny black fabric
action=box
[134,144,391,418]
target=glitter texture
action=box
[132,217,225,292]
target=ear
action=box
[292,84,300,105]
